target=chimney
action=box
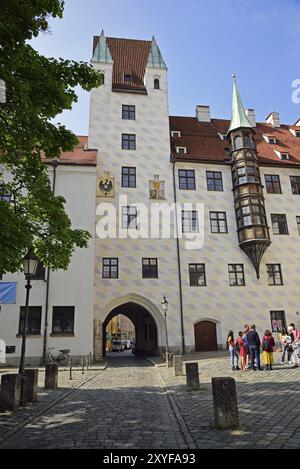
[245,109,256,127]
[196,105,211,123]
[266,111,280,128]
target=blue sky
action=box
[31,0,300,135]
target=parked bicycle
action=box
[41,348,70,366]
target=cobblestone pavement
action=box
[0,356,187,449]
[0,365,106,444]
[158,353,300,449]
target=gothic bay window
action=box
[102,258,118,279]
[290,176,300,194]
[142,258,158,279]
[122,105,135,120]
[228,264,245,286]
[189,264,206,286]
[210,212,228,233]
[122,206,138,229]
[234,135,242,150]
[18,307,42,335]
[122,134,136,150]
[265,175,282,194]
[235,198,266,229]
[122,167,136,188]
[271,214,289,235]
[52,306,75,334]
[178,170,196,190]
[181,211,198,233]
[206,171,223,191]
[266,264,283,286]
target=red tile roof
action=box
[170,116,300,166]
[44,136,97,166]
[93,36,151,93]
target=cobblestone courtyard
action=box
[0,353,299,449]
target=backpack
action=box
[235,340,240,352]
[263,337,272,352]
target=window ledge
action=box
[50,333,75,337]
[16,334,42,338]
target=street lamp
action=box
[19,248,39,406]
[161,296,169,363]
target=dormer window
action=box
[171,131,181,138]
[296,131,300,138]
[280,153,289,160]
[263,135,277,144]
[154,78,160,90]
[274,150,289,160]
[124,73,133,83]
[218,133,227,141]
[176,146,187,154]
[268,137,277,144]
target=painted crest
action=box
[97,172,115,197]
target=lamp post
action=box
[161,296,169,363]
[19,249,39,406]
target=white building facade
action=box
[0,140,96,365]
[1,32,300,364]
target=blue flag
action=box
[0,282,17,304]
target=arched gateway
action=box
[93,294,165,359]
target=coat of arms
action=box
[97,172,115,197]
[149,175,165,199]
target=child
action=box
[262,329,275,370]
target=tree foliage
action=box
[0,0,101,273]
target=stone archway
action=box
[94,293,164,360]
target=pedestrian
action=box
[289,324,300,368]
[237,331,247,371]
[281,327,293,365]
[243,324,250,368]
[227,330,240,371]
[262,329,275,370]
[248,324,263,370]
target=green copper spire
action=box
[147,36,167,69]
[228,74,252,134]
[92,30,113,63]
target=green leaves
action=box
[0,1,99,274]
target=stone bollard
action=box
[173,355,183,377]
[212,377,239,429]
[24,369,39,403]
[44,364,58,390]
[185,362,200,391]
[0,373,20,411]
[167,353,174,368]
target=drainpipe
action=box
[42,159,58,358]
[171,157,186,355]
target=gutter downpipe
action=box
[42,159,58,359]
[171,156,186,355]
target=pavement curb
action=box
[0,363,108,447]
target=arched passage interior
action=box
[102,302,158,356]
